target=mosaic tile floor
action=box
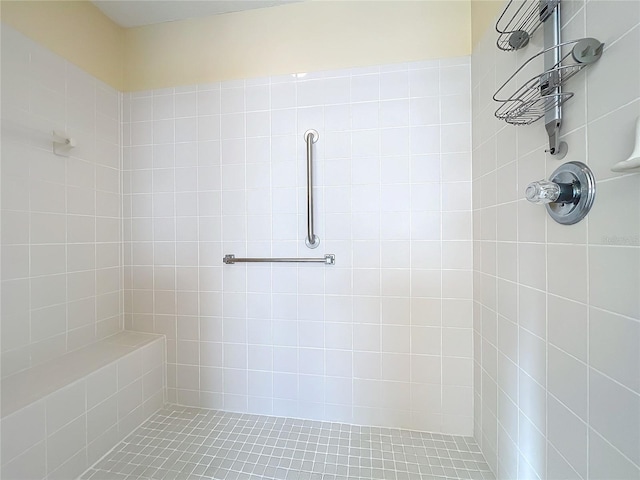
[81,405,494,480]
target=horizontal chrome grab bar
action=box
[223,254,335,265]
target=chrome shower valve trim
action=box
[525,161,596,225]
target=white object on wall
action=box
[611,117,640,173]
[52,130,76,157]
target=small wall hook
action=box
[52,130,76,157]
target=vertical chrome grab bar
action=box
[304,129,319,248]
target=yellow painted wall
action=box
[471,0,504,49]
[123,1,472,92]
[0,0,477,92]
[1,0,124,90]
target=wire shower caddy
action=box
[496,0,559,51]
[492,0,604,156]
[493,38,604,125]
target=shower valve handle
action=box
[525,179,578,204]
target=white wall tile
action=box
[116,60,474,432]
[409,68,439,98]
[547,395,588,479]
[46,415,86,473]
[48,447,87,480]
[1,401,46,465]
[45,381,86,434]
[473,4,640,478]
[589,427,640,480]
[2,28,123,366]
[586,26,640,123]
[0,441,47,480]
[589,246,640,319]
[589,369,640,466]
[86,364,118,410]
[589,308,639,393]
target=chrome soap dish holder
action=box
[493,38,604,126]
[496,0,559,51]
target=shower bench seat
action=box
[0,331,166,480]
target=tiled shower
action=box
[472,1,640,478]
[1,1,639,480]
[121,59,474,433]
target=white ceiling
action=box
[92,0,302,28]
